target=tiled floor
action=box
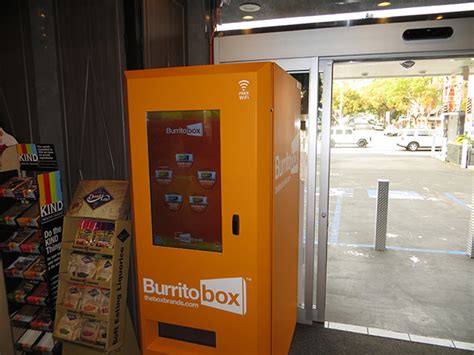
[326,322,474,351]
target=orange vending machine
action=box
[126,63,300,355]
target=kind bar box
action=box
[67,181,129,220]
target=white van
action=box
[330,127,371,148]
[396,129,443,151]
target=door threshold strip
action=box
[324,322,474,351]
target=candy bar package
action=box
[74,219,98,246]
[7,280,38,303]
[94,221,115,248]
[6,229,35,252]
[11,304,41,323]
[100,289,110,315]
[5,255,37,278]
[97,321,108,345]
[23,256,46,281]
[80,319,101,343]
[0,176,31,198]
[33,332,56,352]
[16,329,43,350]
[67,253,98,279]
[16,203,40,228]
[30,308,53,331]
[63,284,83,310]
[0,203,31,226]
[26,282,48,306]
[81,287,102,314]
[19,230,43,254]
[56,312,82,340]
[95,257,113,282]
[21,179,38,200]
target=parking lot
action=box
[324,139,474,343]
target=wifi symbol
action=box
[239,80,249,91]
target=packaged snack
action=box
[30,308,53,331]
[97,322,108,345]
[16,204,40,228]
[16,329,43,350]
[80,319,101,343]
[26,282,48,306]
[100,289,110,315]
[95,257,113,282]
[19,230,43,254]
[0,177,31,198]
[94,221,115,248]
[63,284,83,310]
[81,287,102,314]
[68,253,97,279]
[5,255,37,278]
[56,313,82,340]
[7,280,38,303]
[6,229,35,252]
[23,256,46,281]
[67,252,81,276]
[74,219,98,246]
[33,332,55,352]
[11,304,40,323]
[21,179,38,200]
[0,203,32,225]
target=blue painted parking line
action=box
[443,192,470,211]
[329,195,343,244]
[336,242,466,255]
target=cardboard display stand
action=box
[0,143,63,354]
[53,180,131,353]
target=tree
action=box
[332,82,367,119]
[332,77,443,126]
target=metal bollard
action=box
[468,186,474,258]
[374,180,389,251]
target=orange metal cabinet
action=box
[125,63,300,355]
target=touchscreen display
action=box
[146,110,222,252]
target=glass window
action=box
[345,129,352,134]
[406,131,414,136]
[335,129,343,135]
[418,130,430,136]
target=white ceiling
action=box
[334,57,474,79]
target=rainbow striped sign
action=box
[37,170,63,208]
[17,144,38,156]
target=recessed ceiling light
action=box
[239,3,261,12]
[242,15,254,20]
[435,15,443,20]
[377,1,391,7]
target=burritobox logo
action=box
[165,122,203,136]
[143,277,247,315]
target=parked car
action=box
[330,127,371,148]
[396,129,443,151]
[384,125,399,137]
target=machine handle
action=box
[232,215,240,235]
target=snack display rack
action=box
[0,144,63,354]
[53,180,131,353]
